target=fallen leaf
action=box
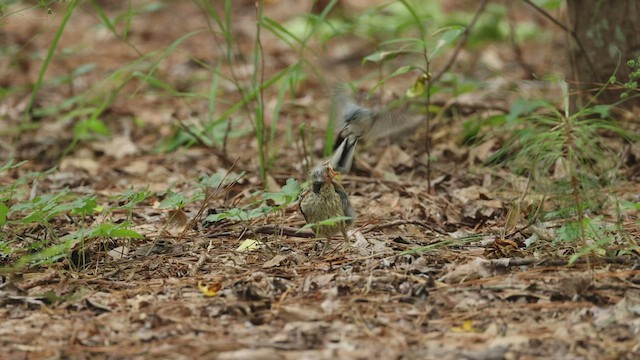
[107,246,130,260]
[440,257,501,283]
[451,319,479,333]
[198,281,222,297]
[236,239,264,252]
[166,209,188,236]
[92,135,138,159]
[278,304,323,321]
[263,254,288,268]
[60,156,100,176]
[374,144,413,175]
[468,138,497,164]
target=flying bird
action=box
[329,84,414,174]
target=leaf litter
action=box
[1,1,639,359]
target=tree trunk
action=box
[566,0,640,111]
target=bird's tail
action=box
[330,134,358,174]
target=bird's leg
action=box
[340,228,351,252]
[319,236,332,256]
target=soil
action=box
[1,1,639,359]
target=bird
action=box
[299,161,356,255]
[329,84,415,174]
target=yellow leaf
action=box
[451,319,477,333]
[235,239,263,252]
[461,319,475,332]
[198,281,221,297]
[406,73,429,98]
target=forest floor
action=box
[1,1,640,359]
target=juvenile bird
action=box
[329,84,415,174]
[299,162,356,255]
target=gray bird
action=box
[329,84,415,174]
[299,162,356,255]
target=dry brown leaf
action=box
[92,135,138,159]
[468,138,497,164]
[374,144,413,175]
[262,254,288,268]
[60,155,100,176]
[451,185,490,203]
[107,246,130,260]
[278,304,324,321]
[440,257,499,283]
[265,174,281,193]
[121,159,150,175]
[166,209,188,236]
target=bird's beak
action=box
[327,166,338,178]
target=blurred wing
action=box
[330,83,357,133]
[366,109,418,141]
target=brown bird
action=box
[299,162,356,255]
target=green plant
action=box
[6,0,206,162]
[621,56,640,98]
[0,160,145,273]
[491,81,638,262]
[25,0,79,121]
[205,177,302,254]
[181,0,334,182]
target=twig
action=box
[16,269,58,291]
[489,256,638,268]
[205,225,315,239]
[506,1,537,78]
[422,98,510,114]
[431,0,489,83]
[189,252,209,276]
[362,219,447,235]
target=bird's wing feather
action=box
[332,181,356,225]
[366,109,418,141]
[330,83,352,130]
[298,190,309,223]
[330,135,358,174]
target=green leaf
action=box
[281,178,301,198]
[109,228,144,239]
[70,196,98,216]
[73,118,110,139]
[590,105,611,118]
[0,159,28,173]
[507,98,548,122]
[87,223,142,239]
[431,26,464,57]
[158,191,189,209]
[0,202,9,227]
[363,50,412,64]
[263,178,301,206]
[72,63,97,77]
[200,172,224,189]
